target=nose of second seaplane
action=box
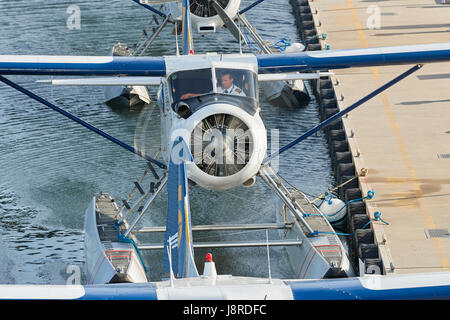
[170,102,267,191]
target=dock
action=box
[308,0,450,274]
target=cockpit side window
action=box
[215,68,257,100]
[169,68,213,102]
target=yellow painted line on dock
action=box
[345,0,449,270]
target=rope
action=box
[241,30,292,53]
[308,211,389,237]
[276,172,325,200]
[305,33,328,43]
[269,37,291,52]
[360,211,389,230]
[242,28,262,52]
[303,190,375,218]
[113,221,148,273]
[308,168,368,204]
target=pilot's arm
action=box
[180,93,200,99]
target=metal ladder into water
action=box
[131,13,170,57]
[237,14,272,54]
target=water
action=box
[0,0,335,284]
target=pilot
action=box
[179,72,246,99]
[217,72,246,97]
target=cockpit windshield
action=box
[169,68,213,102]
[169,67,258,104]
[215,68,257,100]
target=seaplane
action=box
[1,0,450,300]
[107,0,313,110]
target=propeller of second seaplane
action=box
[131,0,265,35]
[1,0,450,279]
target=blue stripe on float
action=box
[257,47,450,73]
[80,283,158,300]
[0,56,166,76]
[287,278,450,300]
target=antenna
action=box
[175,21,180,56]
[266,229,272,284]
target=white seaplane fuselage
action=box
[83,52,354,284]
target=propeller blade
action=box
[211,0,246,44]
[0,75,166,169]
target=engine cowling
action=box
[163,0,242,33]
[169,103,266,191]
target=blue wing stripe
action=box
[287,276,450,300]
[0,56,166,76]
[257,43,450,73]
[1,43,449,77]
[81,284,158,300]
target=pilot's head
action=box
[220,72,234,90]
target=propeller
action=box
[191,113,252,177]
[190,0,229,17]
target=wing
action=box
[1,43,450,77]
[0,55,166,76]
[36,76,162,86]
[256,42,450,73]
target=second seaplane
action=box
[1,0,450,299]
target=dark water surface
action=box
[0,0,334,284]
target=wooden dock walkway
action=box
[310,0,450,274]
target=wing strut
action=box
[130,0,168,19]
[239,0,266,15]
[0,75,166,169]
[263,64,423,164]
